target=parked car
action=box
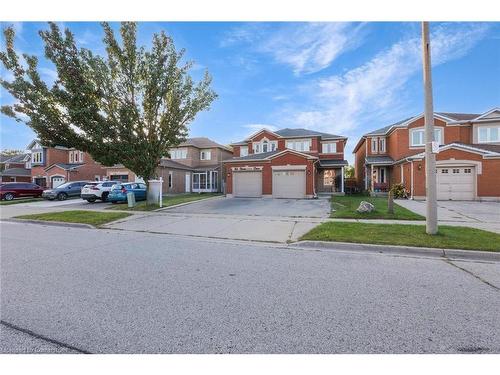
[81,181,118,203]
[0,182,44,201]
[108,182,147,203]
[42,181,91,201]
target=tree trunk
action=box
[388,190,394,214]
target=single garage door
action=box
[437,167,475,200]
[273,170,306,199]
[233,171,262,197]
[51,176,66,188]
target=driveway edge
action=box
[2,218,95,229]
[154,195,225,212]
[291,240,500,262]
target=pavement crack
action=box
[0,320,91,354]
[444,260,500,291]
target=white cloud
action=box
[221,22,365,75]
[282,23,491,139]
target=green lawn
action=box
[330,195,424,220]
[108,193,221,211]
[15,210,131,226]
[0,197,44,205]
[301,222,500,252]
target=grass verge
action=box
[300,222,500,252]
[108,193,221,211]
[15,210,131,226]
[0,198,44,205]
[331,195,424,220]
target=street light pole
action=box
[421,21,438,235]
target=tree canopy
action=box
[0,22,217,181]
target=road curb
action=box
[2,218,95,229]
[291,240,500,262]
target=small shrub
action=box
[390,183,407,199]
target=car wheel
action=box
[57,192,68,201]
[4,193,14,201]
[101,192,109,202]
[86,198,96,203]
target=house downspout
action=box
[410,161,414,199]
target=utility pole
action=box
[421,22,438,235]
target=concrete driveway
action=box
[105,198,331,243]
[396,200,500,233]
[165,197,331,218]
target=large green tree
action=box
[0,22,217,185]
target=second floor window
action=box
[170,148,187,159]
[200,149,211,160]
[32,151,43,164]
[371,138,378,153]
[286,139,311,152]
[253,140,277,154]
[410,128,442,147]
[69,150,84,163]
[322,142,337,153]
[240,146,248,157]
[379,138,386,152]
[478,127,499,143]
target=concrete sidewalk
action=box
[103,212,326,243]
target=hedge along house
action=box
[353,108,500,201]
[224,128,348,199]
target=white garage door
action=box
[437,167,475,200]
[233,171,262,197]
[273,170,306,199]
[52,176,66,188]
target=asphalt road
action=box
[1,221,499,353]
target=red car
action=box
[0,182,44,201]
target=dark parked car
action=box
[0,182,44,201]
[108,182,147,203]
[42,181,91,201]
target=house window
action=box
[168,171,173,188]
[379,168,386,183]
[32,151,43,164]
[322,142,337,154]
[170,148,187,159]
[452,168,460,174]
[80,152,84,162]
[200,149,211,160]
[464,168,472,174]
[379,138,386,152]
[478,127,499,143]
[74,151,79,162]
[371,138,378,153]
[69,152,74,163]
[253,143,261,153]
[253,140,277,154]
[410,128,443,147]
[240,146,248,157]
[441,169,448,174]
[286,139,311,152]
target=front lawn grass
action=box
[0,197,44,205]
[331,195,424,220]
[15,210,131,226]
[108,193,221,211]
[301,222,500,252]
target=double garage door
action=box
[232,169,306,199]
[437,166,475,201]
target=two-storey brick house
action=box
[353,108,500,201]
[158,137,233,194]
[0,153,31,182]
[27,140,107,188]
[223,128,348,198]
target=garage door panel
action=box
[233,171,262,198]
[437,167,474,201]
[273,170,306,199]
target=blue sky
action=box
[1,22,499,163]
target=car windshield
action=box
[55,182,72,189]
[111,184,123,191]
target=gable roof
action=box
[44,163,85,172]
[232,127,346,145]
[435,112,480,121]
[159,158,194,171]
[179,137,232,152]
[3,153,28,164]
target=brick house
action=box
[27,140,107,188]
[353,108,500,201]
[0,153,31,182]
[223,128,348,198]
[102,137,233,194]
